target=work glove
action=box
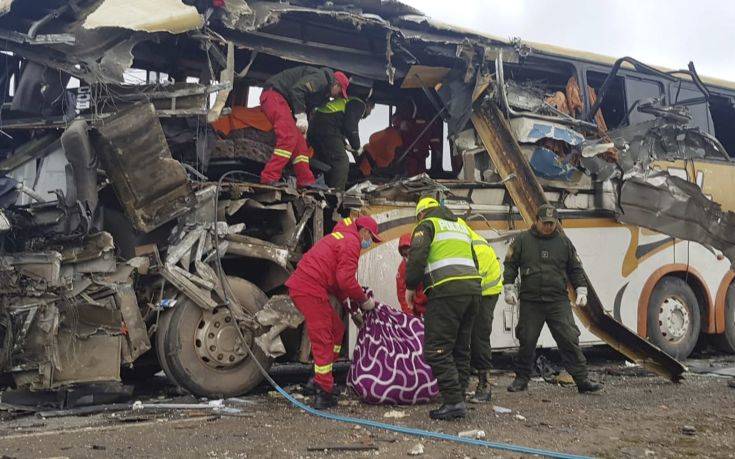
[503,284,518,306]
[405,289,416,309]
[351,312,364,328]
[295,113,309,134]
[575,287,588,307]
[360,297,376,311]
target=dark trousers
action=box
[470,294,499,371]
[423,294,480,404]
[514,300,588,382]
[309,133,349,191]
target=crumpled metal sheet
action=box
[347,174,449,202]
[91,103,195,233]
[83,0,204,34]
[254,294,303,358]
[218,1,396,81]
[1,230,146,389]
[606,116,728,173]
[618,171,735,266]
[510,117,585,146]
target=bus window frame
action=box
[705,90,735,160]
[668,80,715,135]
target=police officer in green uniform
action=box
[307,94,373,190]
[405,197,482,420]
[465,225,503,403]
[504,204,602,394]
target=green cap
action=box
[537,204,558,223]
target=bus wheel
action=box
[162,276,272,397]
[712,284,735,353]
[646,276,701,360]
[154,305,176,381]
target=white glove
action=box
[295,113,308,134]
[405,289,416,309]
[504,284,518,305]
[361,297,376,311]
[575,287,588,307]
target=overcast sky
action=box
[402,0,735,82]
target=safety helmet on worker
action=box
[415,197,439,218]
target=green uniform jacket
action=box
[503,227,586,303]
[264,66,336,114]
[405,206,482,299]
[308,97,366,150]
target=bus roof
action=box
[408,15,735,93]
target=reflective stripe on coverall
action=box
[285,226,367,392]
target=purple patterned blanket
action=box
[347,303,439,405]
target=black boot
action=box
[313,386,338,410]
[729,379,735,389]
[302,377,316,396]
[576,379,602,393]
[429,401,467,420]
[507,376,529,392]
[303,377,344,396]
[470,372,492,403]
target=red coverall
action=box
[331,216,354,233]
[259,89,316,186]
[285,225,367,393]
[396,233,428,316]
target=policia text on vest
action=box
[405,201,482,419]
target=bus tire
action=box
[162,276,272,397]
[154,307,176,381]
[646,276,701,360]
[712,284,735,353]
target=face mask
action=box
[361,239,372,249]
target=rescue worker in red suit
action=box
[391,99,443,177]
[396,233,428,317]
[332,216,355,234]
[259,66,350,188]
[285,216,382,409]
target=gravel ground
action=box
[1,359,734,459]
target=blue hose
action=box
[210,179,591,459]
[269,380,591,459]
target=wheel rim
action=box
[658,295,691,343]
[194,306,253,369]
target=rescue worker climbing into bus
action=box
[396,233,428,317]
[308,90,374,190]
[464,224,503,403]
[405,197,482,420]
[285,215,382,409]
[259,65,349,189]
[503,204,602,394]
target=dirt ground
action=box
[1,356,734,459]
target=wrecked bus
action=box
[0,0,732,397]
